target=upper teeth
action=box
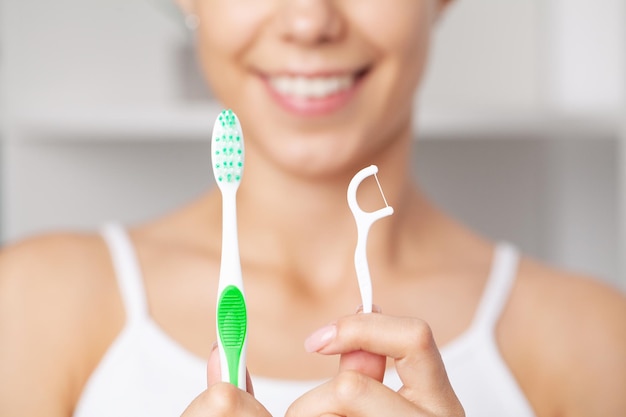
[269,75,354,99]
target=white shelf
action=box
[417,110,621,141]
[7,104,622,143]
[7,103,223,143]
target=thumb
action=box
[207,343,222,387]
[339,350,386,382]
[338,305,386,383]
[207,343,255,395]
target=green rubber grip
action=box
[217,285,247,387]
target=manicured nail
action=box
[304,324,337,353]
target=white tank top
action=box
[73,223,536,417]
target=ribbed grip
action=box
[217,285,247,386]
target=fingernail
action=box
[304,324,336,353]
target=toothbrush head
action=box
[212,109,245,188]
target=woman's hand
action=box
[181,345,271,417]
[288,312,465,417]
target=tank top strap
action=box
[471,242,520,333]
[100,222,149,323]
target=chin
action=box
[263,133,379,181]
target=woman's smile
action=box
[259,67,371,117]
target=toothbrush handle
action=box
[220,191,243,288]
[217,330,248,391]
[217,285,248,390]
[217,337,248,390]
[216,190,247,390]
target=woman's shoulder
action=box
[505,255,626,416]
[0,231,124,414]
[0,230,117,299]
[514,256,625,340]
[515,255,625,314]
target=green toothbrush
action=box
[212,109,247,390]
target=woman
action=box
[1,1,625,416]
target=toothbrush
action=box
[347,165,394,314]
[212,109,247,390]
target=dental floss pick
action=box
[347,165,394,314]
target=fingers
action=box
[338,350,386,383]
[206,343,255,396]
[305,313,460,411]
[182,382,271,417]
[337,305,386,383]
[207,343,221,386]
[181,345,266,417]
[285,370,426,417]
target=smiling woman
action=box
[1,1,625,417]
[178,0,434,177]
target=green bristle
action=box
[213,109,244,184]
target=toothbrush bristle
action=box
[212,109,244,184]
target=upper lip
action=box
[256,65,371,79]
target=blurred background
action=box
[0,0,624,287]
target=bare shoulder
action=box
[0,232,124,416]
[0,232,118,309]
[501,256,626,417]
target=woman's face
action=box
[183,0,442,178]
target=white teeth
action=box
[269,74,355,99]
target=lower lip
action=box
[262,76,364,117]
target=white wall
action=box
[421,0,544,111]
[1,0,187,114]
[415,138,619,281]
[546,0,625,111]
